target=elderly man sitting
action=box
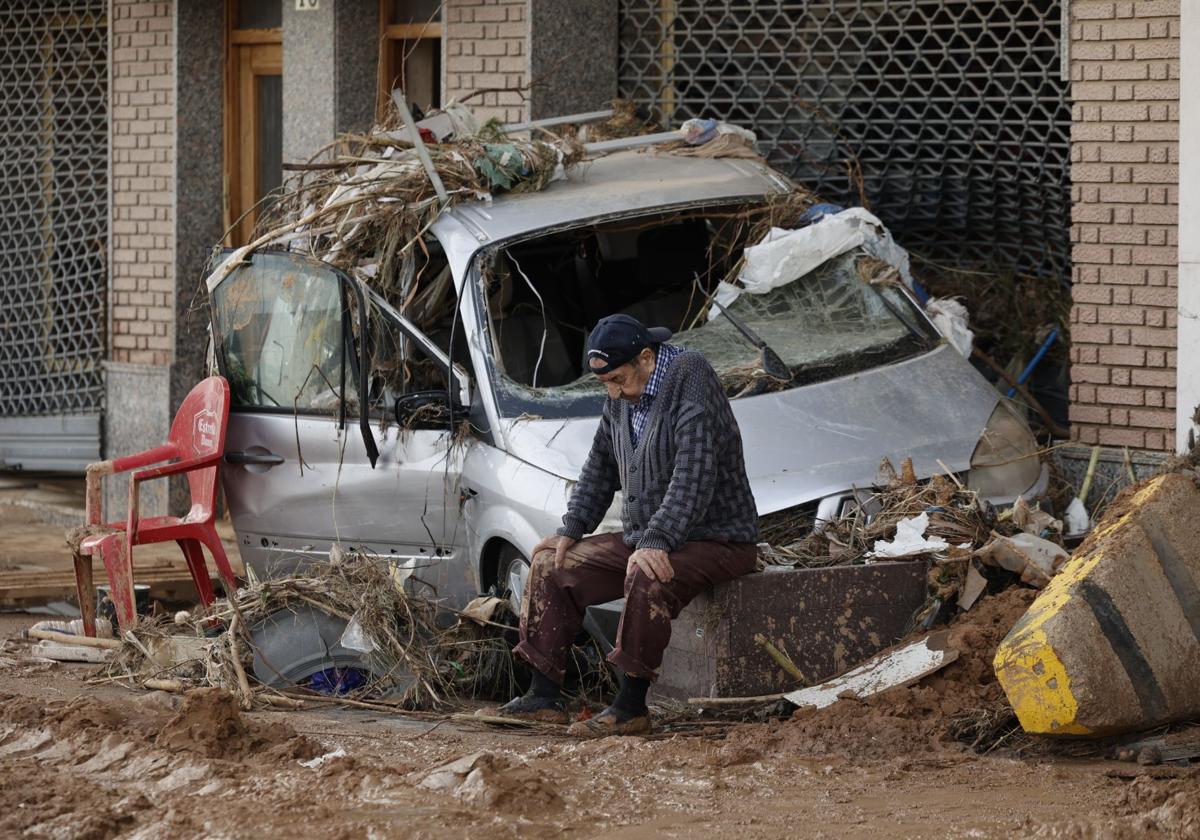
[500,313,760,737]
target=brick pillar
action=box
[105,0,177,518]
[1068,1,1180,452]
[444,0,529,124]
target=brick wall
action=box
[444,0,528,124]
[110,0,175,367]
[1069,0,1180,451]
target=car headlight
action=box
[966,401,1041,499]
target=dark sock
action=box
[529,668,563,701]
[612,674,651,716]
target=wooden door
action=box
[225,3,282,246]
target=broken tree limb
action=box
[26,628,121,650]
[451,712,540,728]
[1079,444,1102,507]
[277,691,406,714]
[1123,447,1137,484]
[260,693,305,710]
[753,633,807,684]
[144,678,185,692]
[228,614,254,711]
[971,348,1069,438]
[281,160,353,172]
[687,692,787,705]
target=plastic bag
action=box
[339,613,377,654]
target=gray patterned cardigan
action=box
[557,348,760,552]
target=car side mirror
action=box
[394,390,466,431]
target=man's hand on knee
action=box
[532,534,577,570]
[627,548,673,583]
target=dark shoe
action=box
[566,705,651,739]
[497,693,569,724]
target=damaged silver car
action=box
[206,151,1046,608]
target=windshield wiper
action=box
[864,281,933,344]
[708,298,794,383]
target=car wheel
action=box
[496,544,529,614]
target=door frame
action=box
[376,0,444,120]
[223,4,282,245]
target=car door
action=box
[209,251,477,608]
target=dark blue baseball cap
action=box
[585,314,672,375]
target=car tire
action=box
[495,543,528,609]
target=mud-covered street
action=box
[2,604,1196,840]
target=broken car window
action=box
[211,253,354,413]
[478,206,938,419]
[359,295,453,419]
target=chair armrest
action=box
[111,444,181,474]
[126,454,223,537]
[85,461,112,526]
[131,453,223,483]
[84,445,182,525]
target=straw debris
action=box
[107,548,520,710]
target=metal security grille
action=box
[0,2,107,469]
[617,0,1071,280]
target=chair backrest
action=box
[167,376,230,520]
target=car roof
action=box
[440,150,791,246]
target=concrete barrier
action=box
[994,473,1200,735]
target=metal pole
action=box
[501,109,616,133]
[391,90,448,203]
[582,131,681,154]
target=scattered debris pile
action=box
[248,119,583,275]
[107,548,518,710]
[759,456,1068,621]
[714,586,1038,759]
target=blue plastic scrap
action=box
[307,667,368,695]
[797,202,845,224]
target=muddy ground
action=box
[2,594,1197,840]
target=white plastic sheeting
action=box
[710,207,974,357]
[925,297,974,358]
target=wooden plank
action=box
[383,22,442,39]
[230,28,282,46]
[784,631,959,710]
[0,564,221,609]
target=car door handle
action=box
[225,450,285,466]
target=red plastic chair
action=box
[73,376,237,636]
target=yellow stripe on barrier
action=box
[994,476,1174,735]
[994,628,1089,735]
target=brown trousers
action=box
[514,532,758,682]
